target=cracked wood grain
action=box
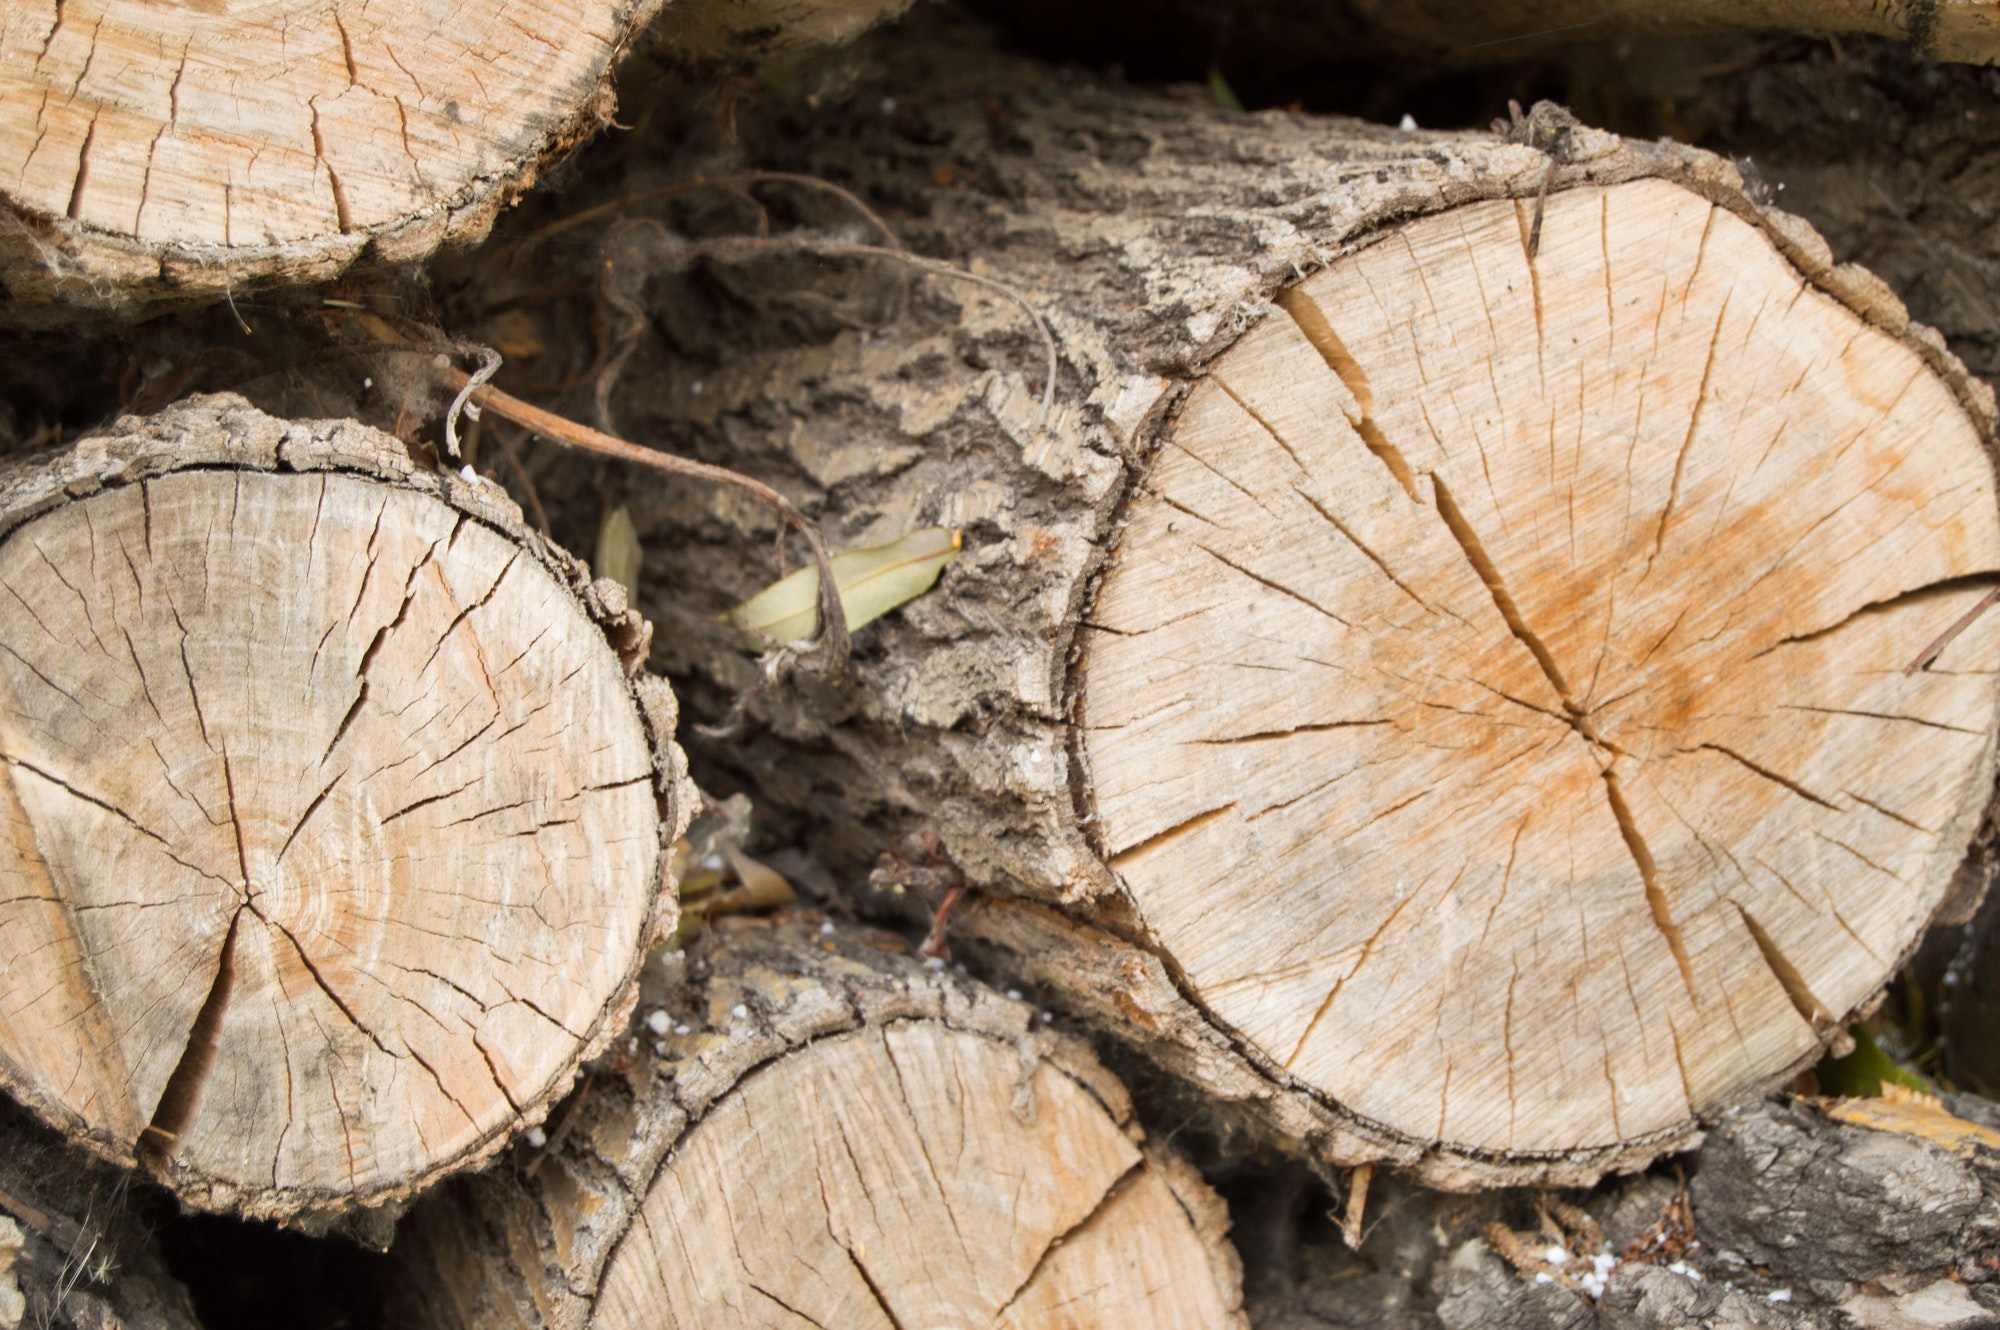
[0,0,928,313]
[0,398,683,1224]
[401,920,1246,1330]
[1084,178,2000,1162]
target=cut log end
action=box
[597,1020,1239,1329]
[550,26,2000,1183]
[0,0,663,312]
[1082,177,2000,1162]
[0,398,680,1221]
[402,919,1247,1330]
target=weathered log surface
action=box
[0,394,692,1225]
[525,21,2000,1187]
[0,0,676,316]
[400,915,1247,1330]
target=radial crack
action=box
[990,1160,1144,1325]
[1292,486,1437,614]
[1693,743,1839,810]
[1194,719,1390,744]
[1108,803,1236,867]
[138,908,242,1172]
[1734,904,1829,1028]
[1599,769,1697,997]
[1276,288,1422,501]
[1194,543,1351,628]
[1430,474,1583,713]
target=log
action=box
[0,0,915,318]
[554,31,2000,1188]
[398,915,1248,1330]
[0,393,692,1226]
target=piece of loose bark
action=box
[0,393,693,1225]
[398,915,1248,1330]
[572,27,2000,1188]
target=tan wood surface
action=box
[0,0,663,307]
[1084,177,2000,1157]
[595,1020,1239,1330]
[398,919,1246,1330]
[0,402,675,1220]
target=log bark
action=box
[973,0,2000,74]
[398,914,1248,1330]
[549,26,2000,1189]
[0,393,693,1226]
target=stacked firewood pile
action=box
[2,2,2000,1327]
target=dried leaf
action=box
[1817,1084,2000,1157]
[727,527,960,647]
[595,505,643,603]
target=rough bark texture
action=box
[0,393,694,1226]
[398,915,1247,1330]
[516,18,2000,1186]
[1211,1092,2000,1329]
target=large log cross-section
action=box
[1083,179,2000,1161]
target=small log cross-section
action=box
[0,395,690,1224]
[402,918,1247,1330]
[0,0,667,312]
[592,32,2000,1187]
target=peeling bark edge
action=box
[0,392,696,1228]
[397,918,1248,1330]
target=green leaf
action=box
[727,527,961,647]
[595,505,643,603]
[1815,1023,1934,1098]
[1207,66,1245,113]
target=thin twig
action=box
[920,883,968,961]
[1907,585,2000,674]
[1528,159,1557,260]
[350,313,850,668]
[443,340,501,459]
[1340,1163,1372,1251]
[523,1070,595,1181]
[492,422,552,537]
[527,171,902,249]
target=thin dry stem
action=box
[525,171,902,249]
[349,311,851,669]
